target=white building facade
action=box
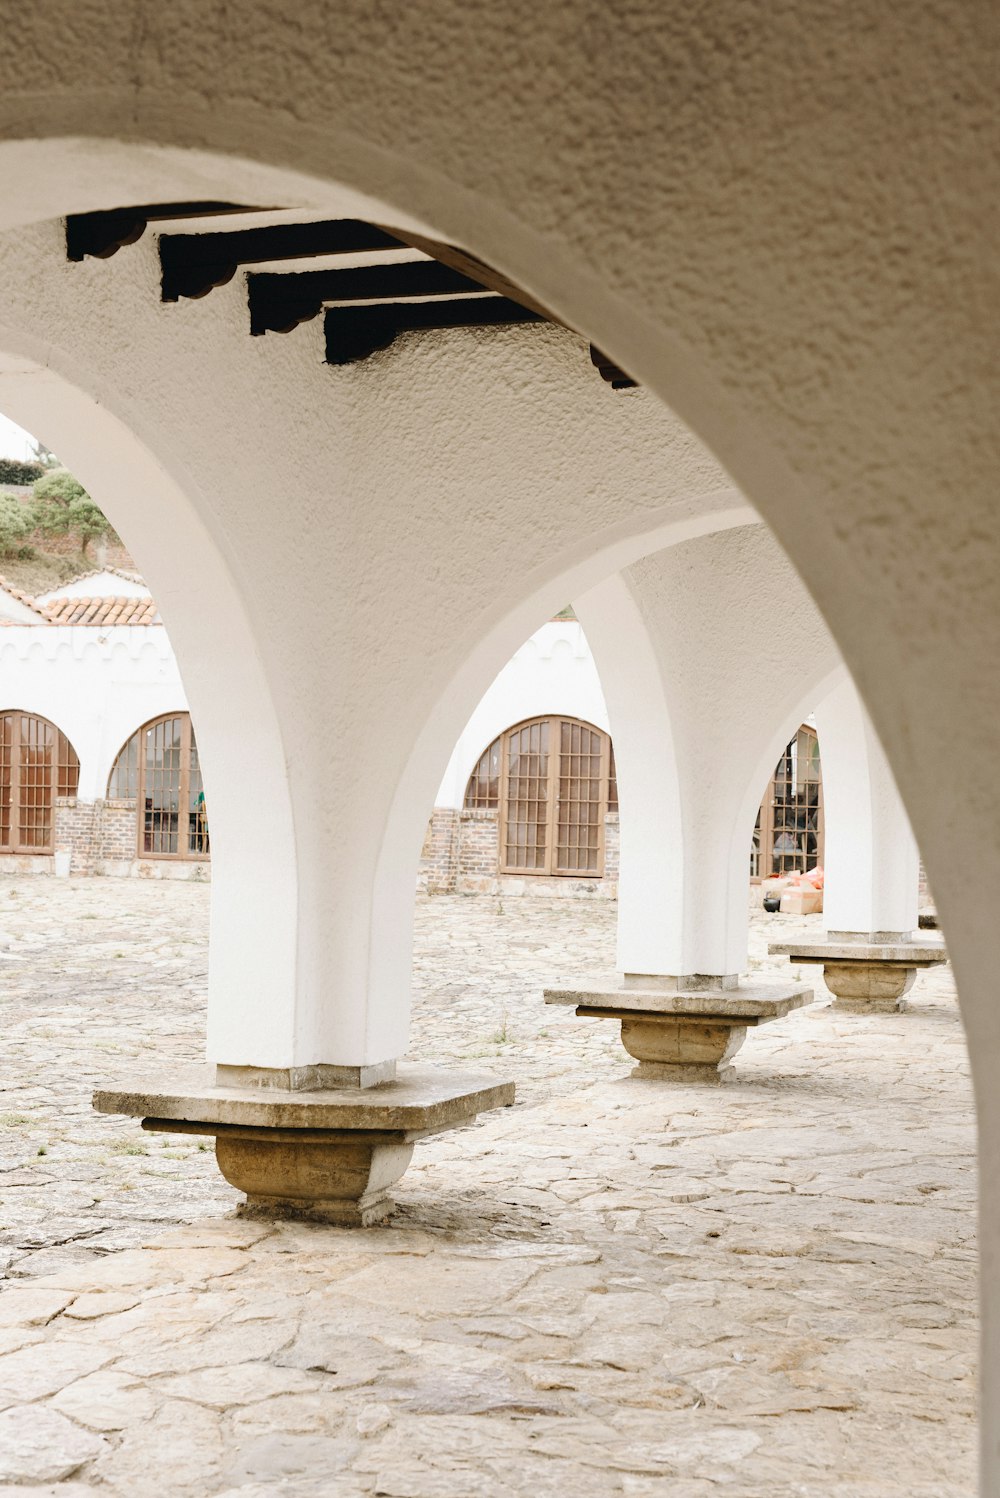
[0,587,832,900]
[0,570,206,878]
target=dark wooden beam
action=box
[325,298,544,365]
[378,227,561,325]
[248,260,489,335]
[160,219,405,303]
[66,203,260,262]
[381,227,637,388]
[589,346,639,389]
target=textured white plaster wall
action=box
[435,620,610,810]
[0,625,187,800]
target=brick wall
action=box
[416,806,620,899]
[54,799,98,872]
[95,801,146,870]
[456,809,502,894]
[53,799,209,880]
[417,808,461,894]
[603,813,620,888]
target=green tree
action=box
[0,492,33,559]
[31,468,118,560]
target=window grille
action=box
[505,718,550,870]
[751,725,824,878]
[0,711,80,855]
[465,716,615,877]
[463,735,502,809]
[108,713,209,860]
[554,718,604,873]
[57,731,80,798]
[108,731,139,800]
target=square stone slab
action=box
[95,1062,514,1133]
[94,1063,515,1226]
[543,978,813,1083]
[768,937,948,1011]
[544,977,812,1020]
[769,939,947,965]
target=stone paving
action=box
[0,876,976,1495]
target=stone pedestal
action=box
[543,978,812,1082]
[94,1063,515,1225]
[769,934,947,1013]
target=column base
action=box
[821,963,917,1014]
[216,1131,415,1226]
[544,978,812,1083]
[769,937,947,1015]
[94,1063,515,1225]
[621,1016,748,1084]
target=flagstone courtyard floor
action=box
[0,876,976,1496]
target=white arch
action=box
[574,528,845,978]
[436,620,610,811]
[0,339,300,1069]
[0,99,992,1475]
[725,665,849,913]
[369,499,757,1035]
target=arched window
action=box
[465,716,615,876]
[108,713,209,859]
[0,711,79,854]
[751,724,824,878]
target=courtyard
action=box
[0,876,976,1495]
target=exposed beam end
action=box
[590,346,639,389]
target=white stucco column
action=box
[768,680,941,1014]
[573,572,687,973]
[813,677,920,938]
[577,526,845,983]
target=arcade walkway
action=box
[0,880,975,1495]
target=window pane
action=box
[555,720,602,873]
[57,732,80,798]
[143,717,182,854]
[109,732,139,800]
[464,736,502,809]
[504,720,549,869]
[18,716,54,850]
[0,716,11,850]
[766,727,823,875]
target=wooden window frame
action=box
[463,734,503,810]
[109,713,209,862]
[0,710,80,856]
[752,724,824,881]
[497,715,610,878]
